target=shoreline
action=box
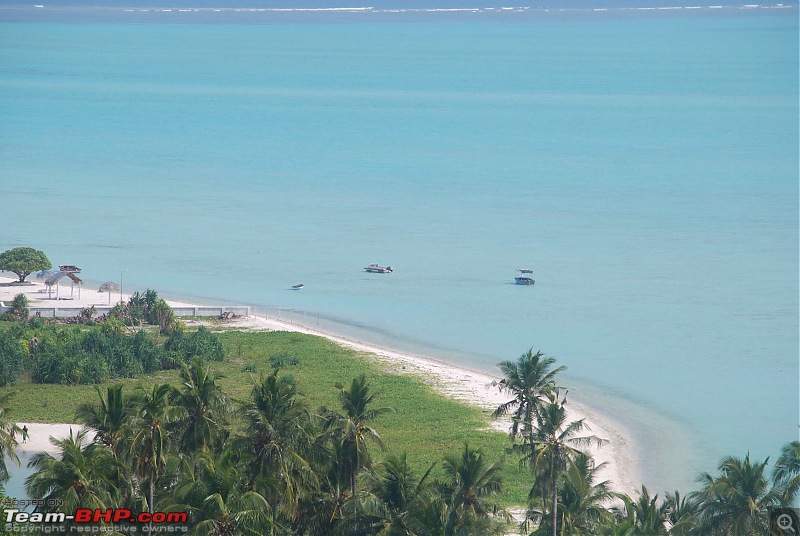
[0,273,641,496]
[235,312,643,495]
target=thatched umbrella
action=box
[99,281,120,305]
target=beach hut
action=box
[45,266,83,300]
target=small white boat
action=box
[364,264,393,274]
[290,283,304,290]
[514,269,535,285]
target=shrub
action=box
[32,341,111,385]
[5,313,217,385]
[160,351,185,371]
[130,330,161,373]
[78,306,96,325]
[27,323,166,384]
[1,294,29,322]
[269,351,300,368]
[165,326,224,362]
[151,299,178,334]
[0,330,25,386]
[280,373,296,385]
[31,339,72,384]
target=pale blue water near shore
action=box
[1,5,797,496]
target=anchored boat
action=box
[364,264,393,274]
[514,269,535,285]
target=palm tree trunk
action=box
[552,470,558,536]
[149,469,156,534]
[351,468,358,516]
[552,443,559,536]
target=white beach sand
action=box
[0,273,197,310]
[10,423,94,456]
[0,273,639,495]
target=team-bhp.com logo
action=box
[4,508,189,533]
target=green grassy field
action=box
[0,328,531,506]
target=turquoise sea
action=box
[1,4,797,497]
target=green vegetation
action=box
[0,319,222,386]
[0,330,25,387]
[0,247,51,283]
[0,393,20,481]
[108,289,180,335]
[0,294,29,322]
[0,312,796,535]
[0,329,530,504]
[0,482,11,536]
[0,290,223,386]
[0,357,515,535]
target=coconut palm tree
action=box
[0,481,12,536]
[75,384,130,456]
[174,359,231,454]
[168,449,272,536]
[493,349,565,447]
[529,391,605,536]
[129,383,184,518]
[596,516,637,536]
[0,392,20,482]
[614,486,669,535]
[531,452,612,535]
[408,492,450,536]
[440,443,508,536]
[325,374,394,517]
[238,370,316,533]
[74,384,136,506]
[294,434,352,535]
[773,440,800,504]
[25,429,119,514]
[695,453,782,535]
[663,490,701,536]
[359,452,437,535]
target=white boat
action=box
[364,264,393,274]
[514,268,534,285]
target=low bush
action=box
[0,330,26,386]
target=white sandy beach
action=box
[0,273,639,495]
[9,423,94,456]
[0,273,198,310]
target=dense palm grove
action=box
[0,345,797,534]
